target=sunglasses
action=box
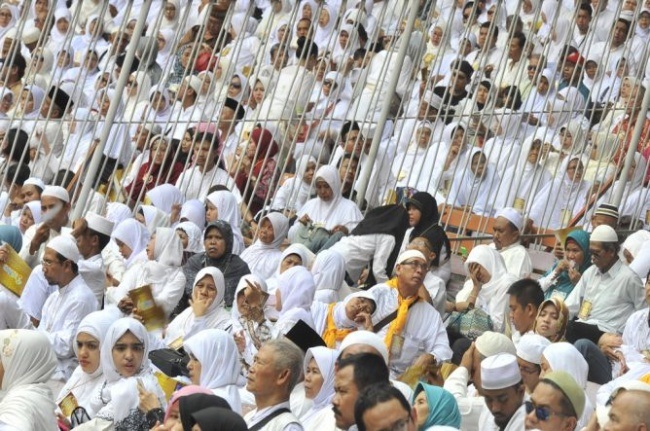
[525,400,568,421]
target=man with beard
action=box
[478,353,526,430]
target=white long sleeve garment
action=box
[18,265,57,321]
[19,224,72,268]
[565,259,644,334]
[492,242,533,278]
[478,403,526,431]
[0,290,32,330]
[443,367,486,431]
[38,275,98,380]
[330,233,395,284]
[368,283,453,377]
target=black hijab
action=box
[190,407,248,431]
[408,192,440,241]
[179,394,231,431]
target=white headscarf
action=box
[206,190,244,255]
[300,347,338,426]
[240,212,290,279]
[176,221,203,253]
[274,155,316,212]
[179,199,206,230]
[112,218,150,268]
[146,184,184,213]
[0,4,18,40]
[140,205,171,234]
[447,148,501,217]
[0,329,57,431]
[94,318,164,423]
[313,3,337,50]
[166,267,232,343]
[183,329,243,413]
[312,249,346,303]
[275,266,317,332]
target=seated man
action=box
[492,207,532,278]
[354,384,418,431]
[478,353,526,430]
[524,371,585,431]
[508,279,544,344]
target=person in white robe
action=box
[265,244,313,317]
[55,308,120,421]
[368,250,452,378]
[271,155,317,215]
[311,249,347,303]
[447,148,502,217]
[490,208,533,278]
[477,354,526,431]
[222,13,261,74]
[311,291,376,349]
[184,328,244,413]
[0,291,32,329]
[241,212,290,280]
[540,343,595,428]
[165,267,233,347]
[0,329,58,430]
[299,346,337,431]
[205,190,245,255]
[110,218,150,276]
[274,265,317,336]
[107,227,185,318]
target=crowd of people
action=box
[0,0,650,430]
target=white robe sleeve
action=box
[0,291,33,329]
[153,270,186,317]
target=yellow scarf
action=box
[384,278,419,351]
[322,303,354,348]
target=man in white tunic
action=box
[367,250,452,378]
[245,339,304,430]
[507,279,544,345]
[17,185,72,325]
[491,207,532,278]
[478,353,526,431]
[38,235,97,393]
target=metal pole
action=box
[612,82,650,207]
[72,0,153,219]
[355,0,420,207]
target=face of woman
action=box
[536,303,560,340]
[257,218,275,244]
[413,391,429,429]
[253,81,265,105]
[527,141,542,165]
[187,353,202,385]
[302,3,312,19]
[127,75,139,97]
[164,400,181,428]
[407,206,422,227]
[431,27,443,45]
[344,297,374,320]
[471,152,487,177]
[146,234,156,260]
[115,239,133,259]
[303,162,316,184]
[304,358,324,399]
[228,76,242,98]
[564,238,584,266]
[416,127,432,147]
[19,90,34,114]
[537,76,549,94]
[164,2,176,19]
[339,30,349,47]
[195,275,217,303]
[19,207,34,232]
[112,331,145,377]
[205,200,219,223]
[277,25,287,43]
[468,262,492,284]
[318,9,330,26]
[181,46,193,68]
[316,179,333,201]
[176,229,189,249]
[566,158,584,182]
[152,140,169,165]
[476,84,489,104]
[0,8,12,27]
[280,253,302,274]
[76,332,101,374]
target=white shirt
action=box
[493,242,533,278]
[478,403,526,431]
[565,259,644,334]
[38,275,98,380]
[175,165,242,202]
[245,401,304,431]
[0,291,32,330]
[79,254,106,308]
[443,367,485,431]
[368,284,453,376]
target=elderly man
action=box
[38,235,97,393]
[367,250,452,378]
[245,338,305,430]
[566,225,644,384]
[444,332,516,431]
[525,371,585,431]
[355,384,417,431]
[604,381,650,430]
[492,207,532,278]
[332,353,390,431]
[478,353,526,430]
[590,203,619,230]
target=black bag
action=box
[149,348,190,378]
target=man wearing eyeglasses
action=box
[524,371,585,431]
[478,353,526,430]
[367,250,452,378]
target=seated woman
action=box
[0,329,57,430]
[111,218,150,272]
[274,265,317,335]
[184,329,243,413]
[182,221,250,310]
[92,318,166,430]
[124,135,185,205]
[232,274,274,371]
[311,291,376,348]
[165,267,233,347]
[299,346,337,431]
[175,221,203,264]
[533,297,569,342]
[447,148,501,217]
[265,244,312,314]
[56,309,120,424]
[540,342,594,429]
[451,245,518,334]
[241,212,290,279]
[538,230,591,300]
[109,227,185,319]
[312,249,346,303]
[205,189,245,255]
[19,200,41,234]
[289,165,363,252]
[412,382,462,430]
[271,155,317,216]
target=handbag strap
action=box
[248,408,292,431]
[373,299,418,333]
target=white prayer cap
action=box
[480,353,521,390]
[86,212,115,237]
[22,26,41,44]
[621,380,650,393]
[475,331,516,357]
[495,207,523,231]
[184,75,203,95]
[396,250,426,265]
[422,90,443,110]
[591,225,618,243]
[46,235,80,262]
[42,185,69,203]
[23,177,45,190]
[516,334,551,365]
[339,330,389,364]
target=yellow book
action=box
[154,371,185,401]
[0,245,32,297]
[128,285,166,331]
